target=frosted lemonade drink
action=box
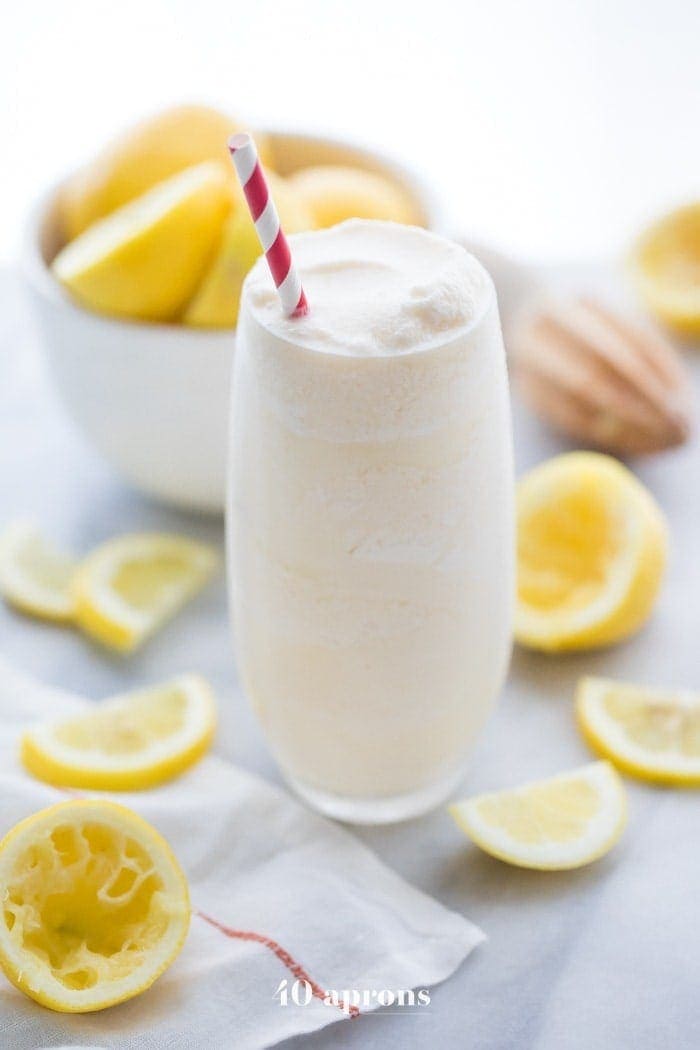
[229,219,514,822]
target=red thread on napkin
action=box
[195,909,361,1018]
[50,788,360,1018]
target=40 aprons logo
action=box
[274,978,431,1015]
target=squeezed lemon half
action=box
[0,521,76,623]
[630,201,700,337]
[449,761,626,870]
[515,452,667,652]
[577,676,700,786]
[21,675,216,791]
[0,800,190,1012]
[72,533,217,653]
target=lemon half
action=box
[0,800,190,1012]
[577,676,700,785]
[72,533,217,653]
[288,165,420,229]
[516,452,667,652]
[630,202,700,337]
[449,761,626,870]
[21,675,216,791]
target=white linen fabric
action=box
[0,657,483,1050]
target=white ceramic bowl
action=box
[24,131,440,513]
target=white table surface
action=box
[1,262,699,1050]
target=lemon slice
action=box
[21,675,216,791]
[577,676,700,785]
[630,202,700,337]
[52,161,232,322]
[449,761,626,870]
[515,452,668,652]
[72,533,217,653]
[0,521,76,622]
[0,799,190,1012]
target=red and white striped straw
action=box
[228,132,308,317]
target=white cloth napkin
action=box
[0,658,483,1050]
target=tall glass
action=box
[228,221,514,823]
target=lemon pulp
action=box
[474,777,600,845]
[577,677,700,784]
[518,482,625,615]
[4,822,169,992]
[55,686,186,756]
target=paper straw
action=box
[228,132,308,317]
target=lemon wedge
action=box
[183,173,313,329]
[630,202,700,337]
[0,521,76,622]
[449,762,626,870]
[0,799,190,1012]
[72,533,217,653]
[59,104,242,239]
[52,161,232,322]
[21,675,216,791]
[182,206,263,329]
[515,452,668,652]
[577,676,700,785]
[58,104,275,240]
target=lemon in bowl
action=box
[58,103,251,240]
[25,108,436,512]
[53,161,233,323]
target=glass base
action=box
[284,764,468,825]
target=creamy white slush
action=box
[229,220,514,822]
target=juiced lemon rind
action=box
[0,799,190,1012]
[515,452,668,653]
[629,201,700,337]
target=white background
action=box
[2,5,700,1047]
[2,0,699,264]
